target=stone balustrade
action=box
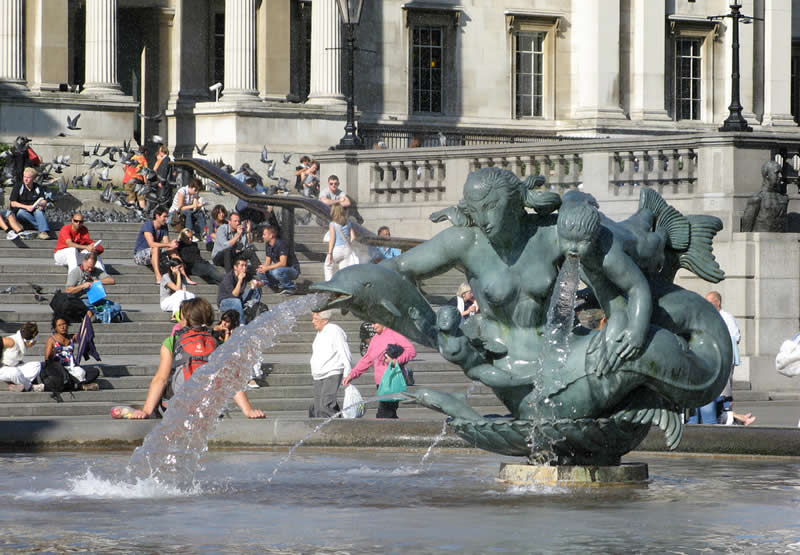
[318,132,800,224]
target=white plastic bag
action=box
[342,384,366,419]
[775,334,800,377]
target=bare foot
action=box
[155,275,162,284]
[743,414,756,426]
[185,278,197,285]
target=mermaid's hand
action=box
[610,327,645,362]
[586,330,613,376]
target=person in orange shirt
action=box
[123,146,149,210]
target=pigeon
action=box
[195,142,208,156]
[66,113,81,130]
[0,151,10,161]
[92,143,101,156]
[266,161,277,179]
[33,293,47,303]
[260,146,271,164]
[56,177,68,195]
[152,135,164,144]
[29,282,43,295]
[438,131,447,147]
[98,167,111,182]
[282,152,294,164]
[100,146,111,157]
[136,109,165,122]
[205,181,223,195]
[82,147,91,157]
[81,173,92,188]
[277,177,289,190]
[0,286,15,294]
[100,182,114,202]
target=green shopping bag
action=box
[377,360,408,400]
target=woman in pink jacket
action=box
[342,323,416,418]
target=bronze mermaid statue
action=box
[313,168,732,465]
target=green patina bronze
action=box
[312,168,732,466]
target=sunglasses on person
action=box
[73,218,84,223]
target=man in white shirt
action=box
[309,310,352,418]
[694,291,755,426]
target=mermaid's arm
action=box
[601,244,652,362]
[382,227,474,281]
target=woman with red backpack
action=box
[130,297,264,419]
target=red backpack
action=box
[163,328,218,404]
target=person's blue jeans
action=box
[688,400,719,424]
[258,267,298,292]
[219,286,262,324]
[15,208,48,232]
[185,210,207,237]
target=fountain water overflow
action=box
[127,293,327,488]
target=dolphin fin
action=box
[380,299,402,318]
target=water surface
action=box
[1,449,798,553]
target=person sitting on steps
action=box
[133,206,179,284]
[53,211,105,273]
[44,315,100,391]
[211,212,260,273]
[9,167,50,239]
[0,322,45,392]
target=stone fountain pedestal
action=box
[498,462,648,487]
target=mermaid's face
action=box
[463,181,511,240]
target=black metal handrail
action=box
[171,158,423,250]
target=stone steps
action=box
[0,217,479,420]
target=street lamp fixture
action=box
[709,3,760,132]
[335,0,365,150]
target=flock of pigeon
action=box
[0,113,305,226]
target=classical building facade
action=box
[3,0,800,393]
[1,0,800,160]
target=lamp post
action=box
[709,3,758,132]
[335,0,365,150]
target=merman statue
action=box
[312,168,732,465]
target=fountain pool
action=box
[1,448,798,553]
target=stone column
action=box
[762,0,795,126]
[84,0,123,95]
[26,0,69,92]
[223,0,259,101]
[572,0,625,120]
[0,0,26,89]
[306,0,345,106]
[629,0,669,121]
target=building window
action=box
[515,31,545,118]
[411,26,443,113]
[675,37,702,120]
[214,13,225,87]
